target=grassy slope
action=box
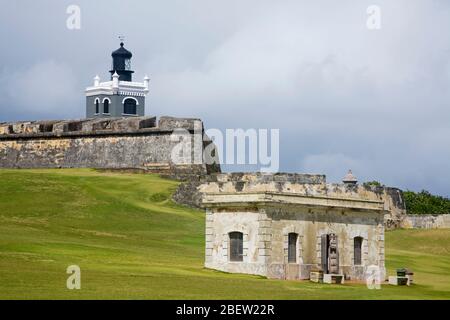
[0,169,449,300]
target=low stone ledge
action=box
[0,117,190,140]
[111,116,156,131]
[0,116,178,138]
[208,172,326,184]
[0,127,175,140]
[158,116,203,131]
[400,214,450,229]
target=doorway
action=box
[321,234,330,273]
[321,233,339,274]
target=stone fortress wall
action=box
[0,116,220,176]
[400,214,450,229]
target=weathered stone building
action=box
[198,173,405,281]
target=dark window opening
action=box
[354,237,363,265]
[95,100,100,114]
[229,232,243,262]
[288,233,298,263]
[123,98,137,115]
[103,100,110,114]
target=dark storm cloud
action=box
[0,0,449,195]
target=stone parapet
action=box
[0,116,221,175]
[196,174,405,226]
[400,214,450,229]
[202,192,386,213]
[0,116,205,139]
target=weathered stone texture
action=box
[158,116,203,131]
[400,214,450,229]
[172,177,205,207]
[0,116,221,175]
[173,172,326,209]
[1,135,175,168]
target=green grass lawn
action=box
[0,169,449,300]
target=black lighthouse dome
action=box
[110,42,134,82]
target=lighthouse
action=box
[85,42,149,118]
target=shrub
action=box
[403,190,450,215]
[363,181,383,188]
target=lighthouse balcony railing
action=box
[118,81,147,88]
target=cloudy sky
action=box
[0,0,449,195]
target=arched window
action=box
[95,99,100,114]
[123,98,137,115]
[229,232,243,262]
[103,99,110,114]
[288,233,298,263]
[354,236,363,265]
